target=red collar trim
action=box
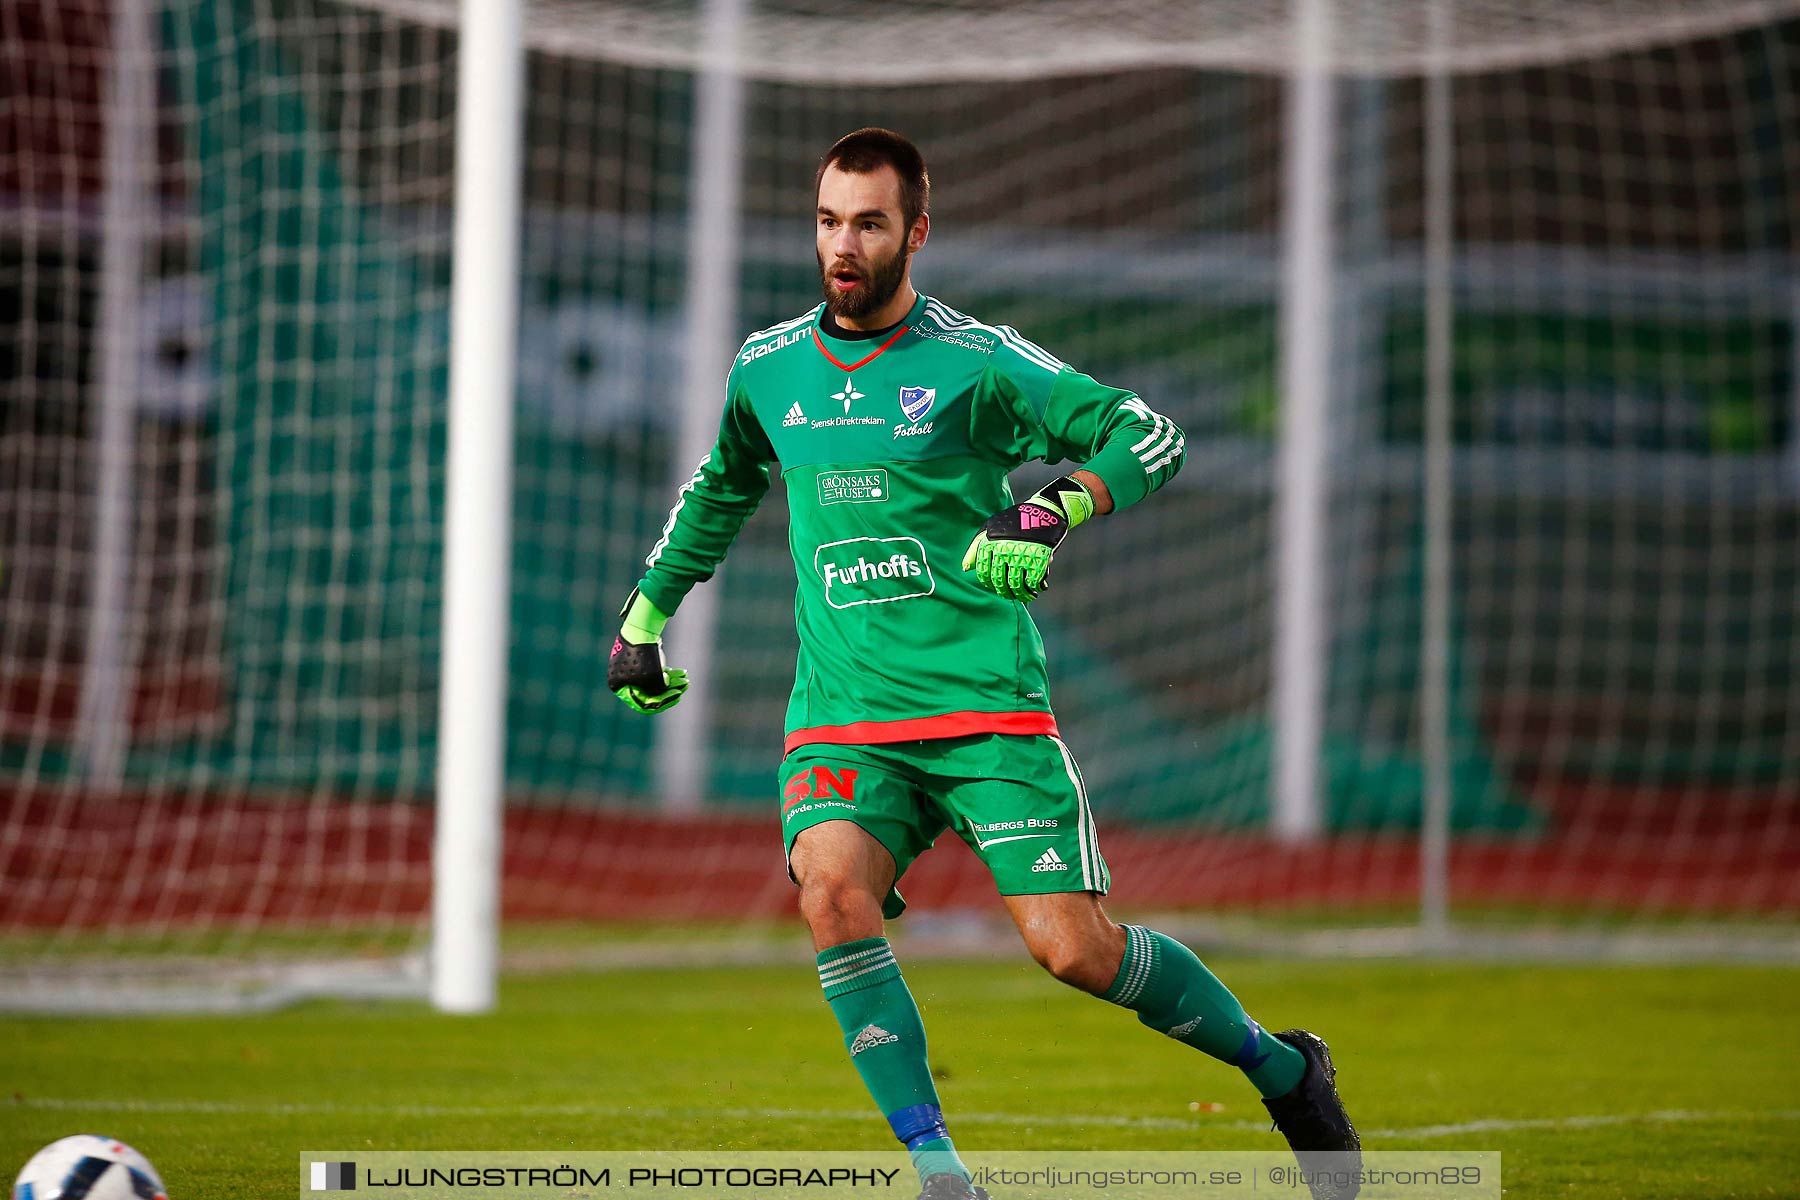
[811,324,909,372]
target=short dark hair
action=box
[815,128,930,231]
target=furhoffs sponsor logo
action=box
[813,537,935,609]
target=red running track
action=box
[1,785,1796,928]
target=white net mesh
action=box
[2,0,1797,1009]
[364,0,1800,78]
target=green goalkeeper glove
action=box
[607,589,689,714]
[961,475,1096,602]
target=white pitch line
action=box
[1363,1108,1800,1140]
[13,1097,1800,1141]
[5,1097,1207,1131]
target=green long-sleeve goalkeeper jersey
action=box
[636,292,1186,754]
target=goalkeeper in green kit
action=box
[609,129,1360,1200]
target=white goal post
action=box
[431,0,524,1014]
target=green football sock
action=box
[818,938,970,1183]
[1103,924,1306,1098]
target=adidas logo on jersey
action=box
[1032,847,1069,873]
[782,402,807,427]
[849,1024,900,1055]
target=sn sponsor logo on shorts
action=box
[783,765,859,823]
[785,766,857,806]
[814,536,935,608]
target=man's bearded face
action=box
[819,235,911,321]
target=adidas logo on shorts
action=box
[1031,847,1069,873]
[849,1024,900,1055]
[782,402,807,427]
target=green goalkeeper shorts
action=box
[779,733,1111,919]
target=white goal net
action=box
[2,0,1797,1010]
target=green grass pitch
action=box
[4,955,1798,1198]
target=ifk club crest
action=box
[899,386,935,423]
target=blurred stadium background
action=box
[1,0,1798,1012]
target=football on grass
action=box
[12,1135,168,1200]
